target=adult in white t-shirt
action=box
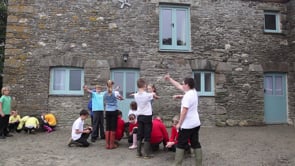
[164,74,202,166]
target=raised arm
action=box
[164,74,184,92]
[83,85,93,93]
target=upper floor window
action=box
[49,67,84,95]
[264,11,280,33]
[193,71,215,96]
[159,5,191,51]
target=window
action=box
[193,71,215,96]
[264,11,280,33]
[49,67,84,95]
[159,5,191,51]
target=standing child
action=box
[8,110,21,133]
[147,84,160,101]
[68,109,92,147]
[134,78,154,158]
[84,85,105,142]
[0,86,13,139]
[128,113,138,150]
[104,80,123,149]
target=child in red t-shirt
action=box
[128,114,138,149]
[115,110,125,145]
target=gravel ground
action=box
[0,125,295,166]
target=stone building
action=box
[3,0,295,126]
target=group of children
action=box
[0,86,57,139]
[69,78,187,160]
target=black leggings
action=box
[177,126,201,149]
[105,110,118,131]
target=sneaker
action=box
[143,154,154,159]
[91,138,96,143]
[136,153,142,158]
[68,138,75,147]
[129,144,137,150]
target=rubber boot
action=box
[143,142,153,159]
[194,148,202,166]
[109,131,117,149]
[105,131,110,149]
[136,140,142,157]
[129,134,137,149]
[174,148,185,166]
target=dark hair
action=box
[80,109,89,116]
[128,114,136,120]
[130,101,137,110]
[117,110,122,116]
[137,78,146,88]
[184,77,195,89]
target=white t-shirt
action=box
[71,117,84,141]
[134,91,153,116]
[128,109,139,119]
[180,89,201,129]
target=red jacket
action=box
[115,117,125,141]
[169,126,179,144]
[150,119,169,144]
[129,121,138,133]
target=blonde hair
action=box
[95,85,102,89]
[1,86,10,95]
[172,115,179,122]
[106,80,113,95]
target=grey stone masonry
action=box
[3,0,294,126]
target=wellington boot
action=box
[105,131,110,149]
[136,141,143,157]
[194,148,202,166]
[129,134,137,149]
[174,148,185,166]
[143,142,153,159]
[109,131,117,149]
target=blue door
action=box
[111,69,139,121]
[264,73,287,124]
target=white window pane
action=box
[265,76,273,95]
[176,9,187,46]
[126,72,136,99]
[69,70,82,91]
[161,9,172,45]
[113,72,124,96]
[275,76,283,95]
[204,73,212,92]
[53,69,66,90]
[265,14,276,30]
[194,73,201,91]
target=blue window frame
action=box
[193,71,215,96]
[49,67,84,95]
[159,5,191,51]
[264,11,280,33]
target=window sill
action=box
[158,50,193,53]
[263,31,285,36]
[49,94,84,97]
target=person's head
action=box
[130,101,137,111]
[106,80,114,94]
[137,78,146,89]
[79,109,89,120]
[128,114,136,123]
[172,115,179,126]
[1,86,10,95]
[117,110,122,118]
[95,85,102,92]
[153,115,162,121]
[11,110,18,116]
[147,84,156,93]
[182,77,195,90]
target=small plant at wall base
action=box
[0,0,8,91]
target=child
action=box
[147,84,160,101]
[133,78,154,158]
[150,115,169,152]
[68,109,92,147]
[84,85,105,142]
[8,110,21,133]
[104,80,123,149]
[115,110,125,144]
[125,101,138,138]
[0,86,13,139]
[128,113,138,150]
[24,116,40,134]
[41,112,57,133]
[166,115,180,152]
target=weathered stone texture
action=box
[3,0,294,126]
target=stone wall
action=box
[3,0,293,126]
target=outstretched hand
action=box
[164,73,170,81]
